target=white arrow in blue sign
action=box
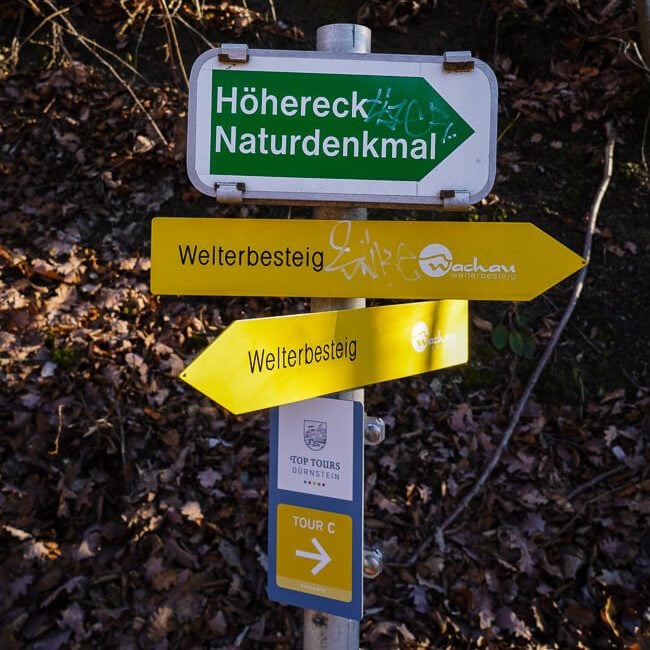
[296,537,331,575]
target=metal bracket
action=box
[443,51,474,72]
[364,415,386,445]
[440,190,470,209]
[363,547,383,579]
[215,182,245,204]
[218,43,249,64]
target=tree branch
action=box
[439,123,616,533]
[43,0,169,146]
[409,123,617,564]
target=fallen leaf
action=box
[472,316,493,332]
[198,468,221,489]
[373,490,405,514]
[408,584,429,613]
[208,611,228,635]
[134,134,155,154]
[180,501,204,525]
[148,605,174,642]
[218,538,242,570]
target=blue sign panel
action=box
[268,397,364,620]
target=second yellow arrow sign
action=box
[181,300,467,414]
[151,217,585,301]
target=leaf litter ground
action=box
[0,1,649,648]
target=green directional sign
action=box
[209,71,474,182]
[188,48,498,207]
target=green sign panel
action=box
[209,71,474,182]
[187,48,498,207]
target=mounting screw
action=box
[363,547,383,579]
[364,416,385,445]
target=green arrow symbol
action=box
[209,70,474,182]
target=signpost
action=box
[268,397,364,620]
[300,26,370,647]
[187,46,497,207]
[150,20,593,650]
[151,217,586,301]
[180,300,468,414]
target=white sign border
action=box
[187,48,498,208]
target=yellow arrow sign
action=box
[181,300,468,413]
[275,504,353,602]
[151,217,586,301]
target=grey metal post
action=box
[303,23,371,650]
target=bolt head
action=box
[363,557,381,577]
[363,548,384,579]
[364,417,386,445]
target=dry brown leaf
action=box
[472,316,493,332]
[148,605,174,642]
[180,500,204,525]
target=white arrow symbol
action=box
[295,537,331,575]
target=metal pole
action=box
[304,23,371,650]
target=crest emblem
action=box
[303,420,327,451]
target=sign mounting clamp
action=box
[440,190,470,209]
[215,182,245,204]
[443,51,474,72]
[218,43,249,64]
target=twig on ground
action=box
[8,4,26,69]
[131,3,154,78]
[48,403,63,455]
[43,0,168,146]
[18,3,70,49]
[173,12,217,51]
[408,125,618,566]
[64,29,151,84]
[642,101,649,172]
[268,0,278,23]
[600,36,650,74]
[566,464,628,500]
[113,400,128,479]
[585,477,645,504]
[439,123,616,532]
[159,0,189,90]
[622,369,645,389]
[542,292,604,354]
[498,111,521,143]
